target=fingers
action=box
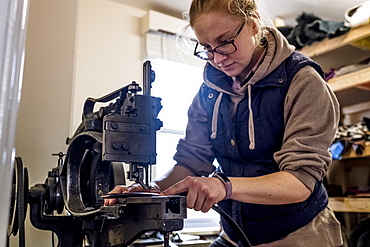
[188,186,208,212]
[160,179,189,196]
[104,183,147,205]
[104,183,162,206]
[160,177,224,213]
[103,185,129,206]
[106,177,226,213]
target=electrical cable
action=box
[211,205,252,247]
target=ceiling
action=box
[116,0,367,25]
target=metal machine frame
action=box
[8,61,187,247]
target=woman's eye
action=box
[203,45,212,51]
[219,39,230,45]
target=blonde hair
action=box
[186,0,272,42]
[177,0,272,58]
[188,0,257,26]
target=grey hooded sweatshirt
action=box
[174,27,340,192]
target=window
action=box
[150,58,220,233]
[151,58,203,178]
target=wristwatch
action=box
[213,172,232,200]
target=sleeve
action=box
[274,66,340,191]
[173,86,217,176]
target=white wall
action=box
[16,0,77,190]
[12,0,148,246]
[13,0,78,246]
[72,0,146,133]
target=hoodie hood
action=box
[202,27,296,149]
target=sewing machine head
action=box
[20,61,187,247]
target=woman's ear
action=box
[250,11,260,35]
[252,20,259,35]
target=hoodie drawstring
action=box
[208,47,266,149]
[247,84,255,150]
[210,92,223,139]
[210,88,255,150]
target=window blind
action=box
[144,30,205,68]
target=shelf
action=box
[299,24,370,72]
[300,25,370,216]
[329,197,370,213]
[327,67,370,92]
[341,141,370,160]
[300,24,370,58]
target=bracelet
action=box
[213,172,232,200]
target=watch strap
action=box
[213,172,232,200]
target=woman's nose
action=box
[212,52,228,64]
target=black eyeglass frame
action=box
[193,20,246,60]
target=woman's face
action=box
[193,11,258,78]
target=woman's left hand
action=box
[160,176,227,212]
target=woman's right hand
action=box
[103,183,160,206]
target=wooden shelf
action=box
[330,144,370,213]
[341,141,370,160]
[300,24,370,72]
[300,24,370,58]
[329,197,370,213]
[299,23,370,213]
[327,67,370,92]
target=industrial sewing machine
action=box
[7,61,187,247]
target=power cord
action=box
[211,205,252,247]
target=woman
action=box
[105,0,343,246]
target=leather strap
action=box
[213,172,232,200]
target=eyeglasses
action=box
[194,21,245,60]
